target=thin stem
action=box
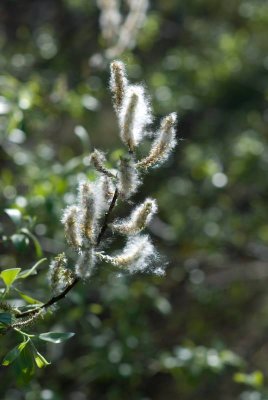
[1,287,8,300]
[15,277,80,319]
[96,187,118,246]
[14,328,34,338]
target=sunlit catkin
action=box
[97,0,121,43]
[78,181,96,244]
[97,235,156,273]
[75,249,96,279]
[137,112,177,169]
[90,149,116,178]
[112,198,157,235]
[61,205,81,249]
[117,155,140,199]
[59,60,177,282]
[119,85,152,151]
[48,253,75,295]
[110,60,128,114]
[104,0,149,58]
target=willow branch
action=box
[14,188,119,321]
[15,277,80,319]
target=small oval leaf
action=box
[33,350,50,368]
[2,341,28,366]
[15,289,43,305]
[0,268,21,287]
[38,332,75,343]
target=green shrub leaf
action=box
[2,341,28,366]
[0,268,21,287]
[15,289,43,305]
[32,350,50,368]
[38,332,75,343]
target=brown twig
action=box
[96,187,118,246]
[15,277,80,319]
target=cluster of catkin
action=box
[97,0,149,58]
[49,60,177,294]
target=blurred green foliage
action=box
[0,0,268,399]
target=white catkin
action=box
[61,205,81,249]
[75,249,96,279]
[119,84,152,151]
[57,60,176,286]
[97,0,122,43]
[93,175,112,222]
[98,174,116,204]
[78,181,96,244]
[137,112,177,169]
[97,235,158,274]
[117,155,140,199]
[90,149,116,178]
[110,60,128,113]
[106,0,149,58]
[48,254,75,295]
[112,198,157,235]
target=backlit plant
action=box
[0,60,178,382]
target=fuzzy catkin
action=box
[97,0,121,43]
[112,198,157,235]
[117,155,140,199]
[75,249,96,279]
[119,85,152,151]
[105,0,149,58]
[58,60,177,282]
[94,175,113,221]
[61,205,81,249]
[48,253,75,295]
[97,235,156,273]
[120,91,138,151]
[78,181,96,244]
[100,175,116,202]
[137,112,177,169]
[110,60,128,113]
[90,149,115,178]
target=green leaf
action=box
[33,350,50,368]
[15,289,43,305]
[38,332,75,343]
[4,208,22,225]
[0,312,12,325]
[2,341,28,366]
[14,346,35,384]
[18,258,47,279]
[20,228,43,257]
[0,268,21,287]
[234,371,264,388]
